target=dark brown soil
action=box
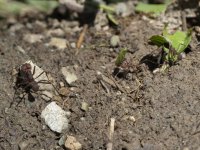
[1,11,200,150]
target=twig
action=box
[181,11,187,31]
[76,24,88,50]
[107,118,115,150]
[110,76,127,93]
[62,97,69,108]
[99,80,110,95]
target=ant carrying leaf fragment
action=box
[115,48,127,67]
[149,26,192,71]
[113,48,132,78]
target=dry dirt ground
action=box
[0,10,200,150]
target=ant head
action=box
[21,63,32,72]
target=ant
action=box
[113,58,137,78]
[16,63,40,92]
[11,62,52,107]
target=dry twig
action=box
[107,118,115,150]
[181,11,187,31]
[76,24,88,50]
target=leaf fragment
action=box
[115,48,127,66]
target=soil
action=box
[1,6,200,150]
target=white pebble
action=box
[41,102,68,133]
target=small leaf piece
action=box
[135,2,167,16]
[115,48,127,66]
[163,29,192,53]
[149,27,192,65]
[149,35,169,47]
[107,13,118,26]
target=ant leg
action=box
[37,79,60,95]
[37,80,51,84]
[44,72,61,94]
[16,93,27,106]
[34,71,45,80]
[10,91,27,108]
[33,66,36,76]
[40,93,52,102]
[62,97,69,108]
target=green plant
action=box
[149,26,192,66]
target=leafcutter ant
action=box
[11,62,53,107]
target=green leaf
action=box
[115,48,127,66]
[135,0,172,16]
[0,0,29,16]
[149,35,169,47]
[135,3,166,16]
[0,0,58,17]
[164,29,192,53]
[149,27,192,64]
[100,4,115,13]
[107,13,118,26]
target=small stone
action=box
[35,20,47,29]
[19,93,24,98]
[116,3,127,16]
[103,26,109,31]
[16,46,25,54]
[26,23,33,29]
[179,52,186,59]
[4,108,9,114]
[7,17,17,24]
[59,82,65,87]
[72,26,82,32]
[128,116,136,122]
[42,125,46,130]
[49,37,68,49]
[81,102,89,111]
[19,141,29,150]
[58,135,67,146]
[41,102,68,133]
[110,35,120,47]
[61,67,78,85]
[51,19,60,28]
[95,24,101,31]
[153,68,160,74]
[65,136,82,150]
[9,23,24,32]
[116,91,121,95]
[23,34,44,43]
[122,115,136,123]
[195,26,200,33]
[66,111,71,117]
[46,28,65,37]
[94,11,108,30]
[71,42,76,48]
[80,117,85,121]
[12,68,18,76]
[59,87,70,96]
